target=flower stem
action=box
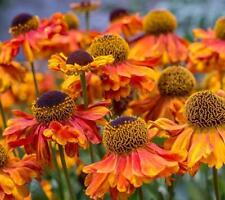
[0,99,6,130]
[168,182,175,200]
[51,145,64,200]
[85,11,90,31]
[212,167,220,200]
[30,62,39,97]
[80,71,95,163]
[138,187,144,200]
[59,145,76,200]
[80,72,88,107]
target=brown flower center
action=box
[88,34,129,64]
[9,13,39,36]
[158,66,195,97]
[143,10,177,35]
[185,91,225,128]
[32,90,75,124]
[103,116,148,154]
[0,145,7,168]
[214,16,225,40]
[66,50,94,66]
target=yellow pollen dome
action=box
[88,34,129,63]
[9,13,39,37]
[0,145,7,167]
[103,116,148,154]
[32,90,75,124]
[64,12,79,30]
[185,91,225,128]
[143,9,177,35]
[158,66,196,97]
[214,16,225,40]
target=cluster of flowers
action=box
[0,1,225,199]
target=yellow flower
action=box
[49,50,114,75]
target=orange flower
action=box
[0,42,26,92]
[87,34,159,101]
[4,12,78,62]
[11,72,55,103]
[49,50,114,75]
[83,116,180,199]
[106,9,143,40]
[129,66,195,123]
[149,91,225,172]
[129,9,188,66]
[4,90,109,165]
[0,142,41,200]
[188,17,225,73]
[50,35,158,101]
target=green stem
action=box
[138,187,144,200]
[85,11,90,31]
[0,99,7,130]
[212,167,220,200]
[51,145,64,200]
[80,72,88,107]
[168,182,175,200]
[59,145,76,200]
[30,62,39,97]
[80,72,95,162]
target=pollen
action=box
[64,12,79,30]
[214,16,225,40]
[185,91,225,128]
[0,145,7,168]
[157,66,195,97]
[143,9,177,35]
[88,34,129,63]
[9,13,39,36]
[103,116,148,154]
[32,90,75,124]
[66,50,94,66]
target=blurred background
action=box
[1,1,225,200]
[1,0,225,40]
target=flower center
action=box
[88,34,129,63]
[214,16,225,40]
[143,10,177,35]
[10,13,39,36]
[0,145,7,168]
[32,90,75,124]
[103,116,148,154]
[66,50,94,66]
[109,8,129,22]
[64,12,79,30]
[158,66,195,97]
[185,91,225,128]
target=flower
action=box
[70,0,101,13]
[149,91,225,171]
[0,61,26,93]
[0,142,41,199]
[83,116,180,199]
[106,8,143,40]
[11,72,55,103]
[87,34,159,100]
[4,12,77,62]
[63,12,80,30]
[188,16,225,73]
[129,66,195,123]
[129,9,189,66]
[49,50,114,75]
[4,90,109,164]
[9,13,39,37]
